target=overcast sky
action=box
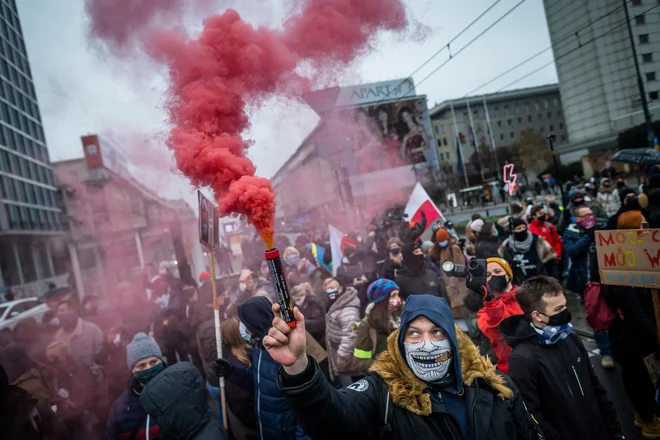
[17,0,557,206]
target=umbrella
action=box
[611,148,660,166]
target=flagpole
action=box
[466,98,486,181]
[450,101,470,188]
[483,95,502,181]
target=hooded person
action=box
[395,242,447,302]
[499,276,624,440]
[140,362,225,440]
[105,333,165,440]
[214,296,311,440]
[498,218,556,284]
[475,258,524,374]
[268,295,542,440]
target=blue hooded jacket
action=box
[397,295,472,440]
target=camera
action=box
[441,258,488,293]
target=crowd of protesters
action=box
[2,165,660,440]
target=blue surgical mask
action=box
[239,322,251,342]
[493,229,499,237]
[439,241,449,248]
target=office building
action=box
[543,0,660,163]
[0,0,65,297]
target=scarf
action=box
[507,232,533,253]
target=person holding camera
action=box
[475,258,523,374]
[266,295,542,440]
[499,276,624,440]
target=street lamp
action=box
[547,134,568,208]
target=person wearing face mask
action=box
[353,279,402,371]
[290,282,326,349]
[54,298,103,372]
[475,258,523,374]
[267,294,541,440]
[336,245,372,316]
[500,276,624,440]
[527,205,563,279]
[606,187,641,230]
[596,178,623,217]
[475,222,501,258]
[320,277,362,385]
[214,297,312,440]
[498,218,556,284]
[282,246,303,277]
[430,230,468,318]
[105,333,165,440]
[395,242,447,302]
[380,237,404,281]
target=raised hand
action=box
[263,304,309,375]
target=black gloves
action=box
[214,358,233,378]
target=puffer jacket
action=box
[141,362,225,440]
[597,189,620,217]
[325,287,361,378]
[228,297,311,440]
[278,295,542,440]
[105,377,160,440]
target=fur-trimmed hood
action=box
[370,325,514,416]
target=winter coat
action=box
[395,266,448,302]
[597,189,620,217]
[352,309,390,371]
[229,297,311,440]
[105,377,161,440]
[498,235,555,283]
[0,382,69,440]
[562,223,596,294]
[528,219,563,260]
[278,295,541,440]
[379,258,400,281]
[500,314,623,440]
[430,242,468,317]
[476,235,501,259]
[296,295,326,349]
[325,287,362,378]
[477,290,523,374]
[141,362,226,440]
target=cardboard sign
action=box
[595,229,660,288]
[305,332,327,364]
[198,192,217,249]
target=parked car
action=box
[0,297,49,330]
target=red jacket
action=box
[528,219,563,260]
[476,289,523,374]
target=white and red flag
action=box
[404,183,443,231]
[328,224,358,276]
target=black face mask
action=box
[488,275,509,293]
[572,199,585,208]
[536,214,546,222]
[617,182,625,189]
[514,230,528,241]
[406,254,426,273]
[542,308,572,326]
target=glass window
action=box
[631,0,641,5]
[643,53,653,63]
[500,134,504,141]
[0,237,21,284]
[550,124,554,131]
[26,184,35,204]
[34,185,42,204]
[508,119,512,126]
[14,179,24,201]
[528,115,532,122]
[7,151,17,173]
[0,149,7,171]
[647,72,657,81]
[38,242,51,276]
[0,102,7,122]
[28,161,37,181]
[547,111,552,118]
[16,241,36,281]
[650,91,659,100]
[639,34,649,44]
[38,209,46,229]
[635,15,646,25]
[540,126,545,133]
[538,113,543,120]
[37,165,45,183]
[497,121,502,127]
[2,176,15,199]
[510,132,514,139]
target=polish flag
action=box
[328,224,358,276]
[404,183,443,230]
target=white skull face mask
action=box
[404,338,453,382]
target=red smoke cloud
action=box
[86,0,410,249]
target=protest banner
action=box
[595,228,660,289]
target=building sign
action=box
[595,229,660,288]
[335,78,416,108]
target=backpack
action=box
[584,282,616,331]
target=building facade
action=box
[53,135,201,298]
[543,0,660,163]
[429,84,568,188]
[0,0,65,298]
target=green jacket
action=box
[352,316,389,370]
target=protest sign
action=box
[198,192,216,249]
[595,228,660,288]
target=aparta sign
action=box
[595,229,660,288]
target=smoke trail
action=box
[86,0,410,249]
